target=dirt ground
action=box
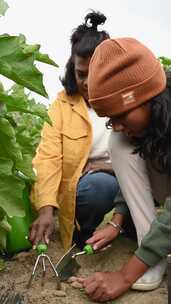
[0,225,168,304]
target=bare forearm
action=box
[121,255,149,284]
[111,213,124,226]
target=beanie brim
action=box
[89,63,166,117]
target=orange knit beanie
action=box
[88,38,166,117]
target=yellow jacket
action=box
[31,90,92,249]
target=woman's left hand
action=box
[78,271,132,302]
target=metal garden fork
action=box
[27,243,61,289]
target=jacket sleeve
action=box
[114,191,129,216]
[135,196,171,266]
[30,99,63,210]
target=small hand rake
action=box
[27,243,61,289]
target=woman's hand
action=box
[78,271,132,302]
[29,205,55,247]
[86,224,119,251]
[82,160,114,176]
[86,213,124,251]
[78,256,149,302]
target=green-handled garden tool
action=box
[27,243,61,289]
[56,243,111,281]
[72,244,94,258]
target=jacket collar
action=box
[58,90,91,124]
[58,90,81,105]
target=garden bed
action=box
[0,228,167,304]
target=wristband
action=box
[107,220,124,234]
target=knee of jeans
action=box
[77,173,119,209]
[91,172,119,194]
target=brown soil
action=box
[0,230,168,304]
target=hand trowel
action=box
[55,244,81,281]
[55,243,110,281]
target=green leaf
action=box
[0,35,48,97]
[0,174,25,217]
[16,154,36,181]
[0,0,9,17]
[0,140,22,163]
[0,117,15,137]
[0,158,13,175]
[23,44,40,55]
[0,86,51,124]
[159,56,171,71]
[35,51,59,67]
[0,118,22,162]
[159,56,171,66]
[0,102,7,117]
[0,92,29,112]
[28,100,51,124]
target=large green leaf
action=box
[0,174,25,217]
[0,35,48,97]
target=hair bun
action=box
[85,11,107,30]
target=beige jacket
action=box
[31,90,92,249]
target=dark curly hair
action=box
[61,10,109,95]
[131,71,171,173]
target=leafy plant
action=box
[0,2,58,251]
[159,56,171,71]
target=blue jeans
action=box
[74,172,120,248]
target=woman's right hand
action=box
[86,213,124,251]
[29,206,55,248]
[86,224,119,251]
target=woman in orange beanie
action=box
[79,38,171,302]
